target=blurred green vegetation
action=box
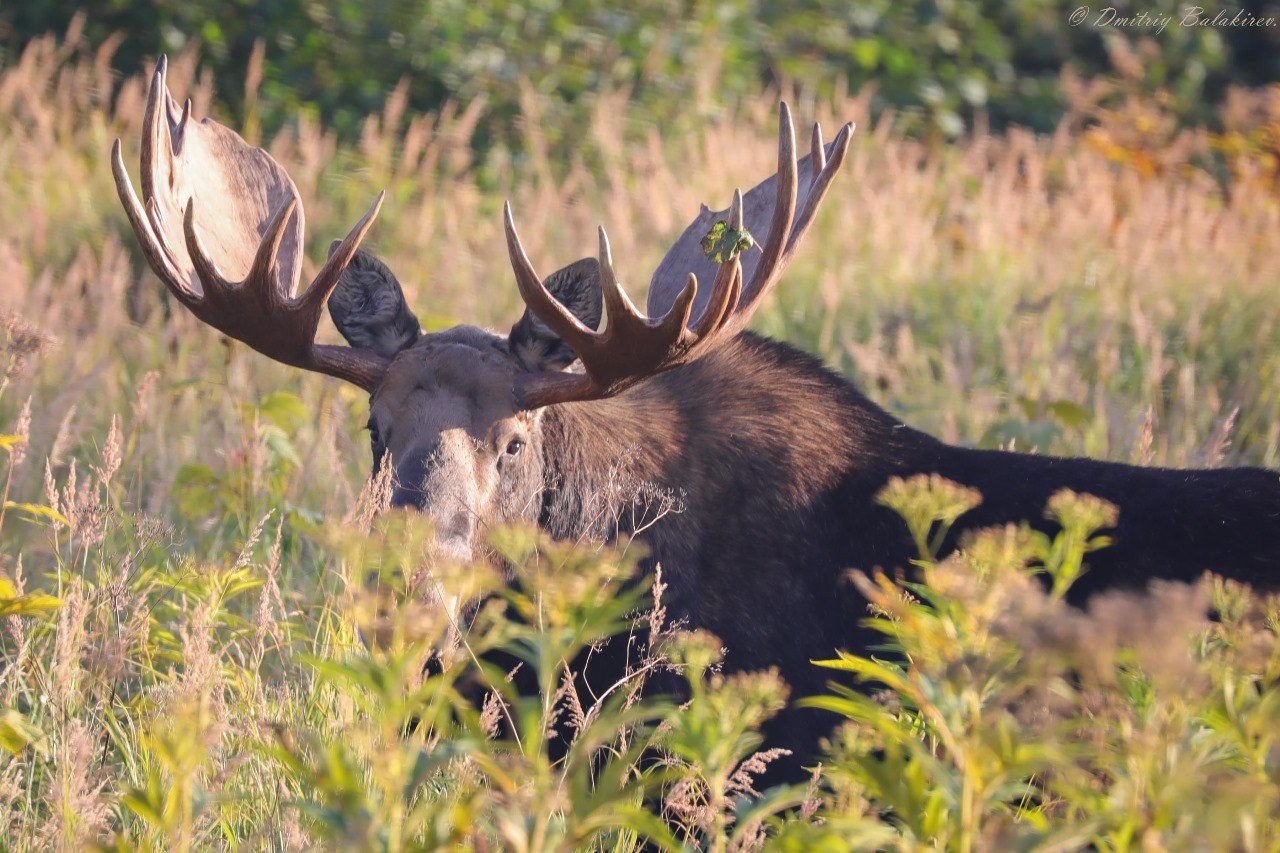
[4,0,1279,147]
[2,23,1280,847]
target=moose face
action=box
[335,251,604,561]
[366,327,542,561]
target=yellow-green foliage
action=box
[803,482,1280,850]
[1,33,1279,850]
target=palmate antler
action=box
[504,103,853,409]
[111,57,390,391]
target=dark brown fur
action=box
[338,252,1280,782]
[534,331,1280,777]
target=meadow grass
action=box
[1,30,1279,850]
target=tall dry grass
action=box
[3,32,1278,533]
[0,25,1279,849]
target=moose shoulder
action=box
[114,59,1280,777]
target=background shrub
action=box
[4,1,1279,147]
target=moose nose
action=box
[389,452,432,510]
[389,486,426,510]
[439,510,474,542]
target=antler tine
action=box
[690,189,745,339]
[139,57,167,205]
[782,120,853,268]
[182,193,303,311]
[177,97,192,143]
[299,191,384,316]
[597,226,649,333]
[691,260,742,340]
[729,185,744,230]
[503,202,596,352]
[111,139,194,304]
[248,196,301,311]
[714,114,852,337]
[660,272,701,338]
[181,199,231,296]
[741,102,799,306]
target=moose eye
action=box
[504,438,525,457]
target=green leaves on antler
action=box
[700,219,757,264]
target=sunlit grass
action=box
[1,29,1279,849]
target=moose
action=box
[113,60,1280,776]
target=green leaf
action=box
[1046,399,1092,430]
[262,424,300,468]
[809,652,912,696]
[172,463,222,519]
[0,592,62,618]
[0,709,46,755]
[256,391,309,433]
[121,786,166,826]
[729,784,809,843]
[2,501,69,527]
[852,38,881,69]
[700,219,757,264]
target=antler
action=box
[111,57,390,391]
[504,103,852,409]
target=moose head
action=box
[111,58,852,563]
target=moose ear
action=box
[326,244,423,359]
[509,257,602,371]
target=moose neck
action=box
[535,371,689,544]
[534,331,916,546]
[533,330,1280,602]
